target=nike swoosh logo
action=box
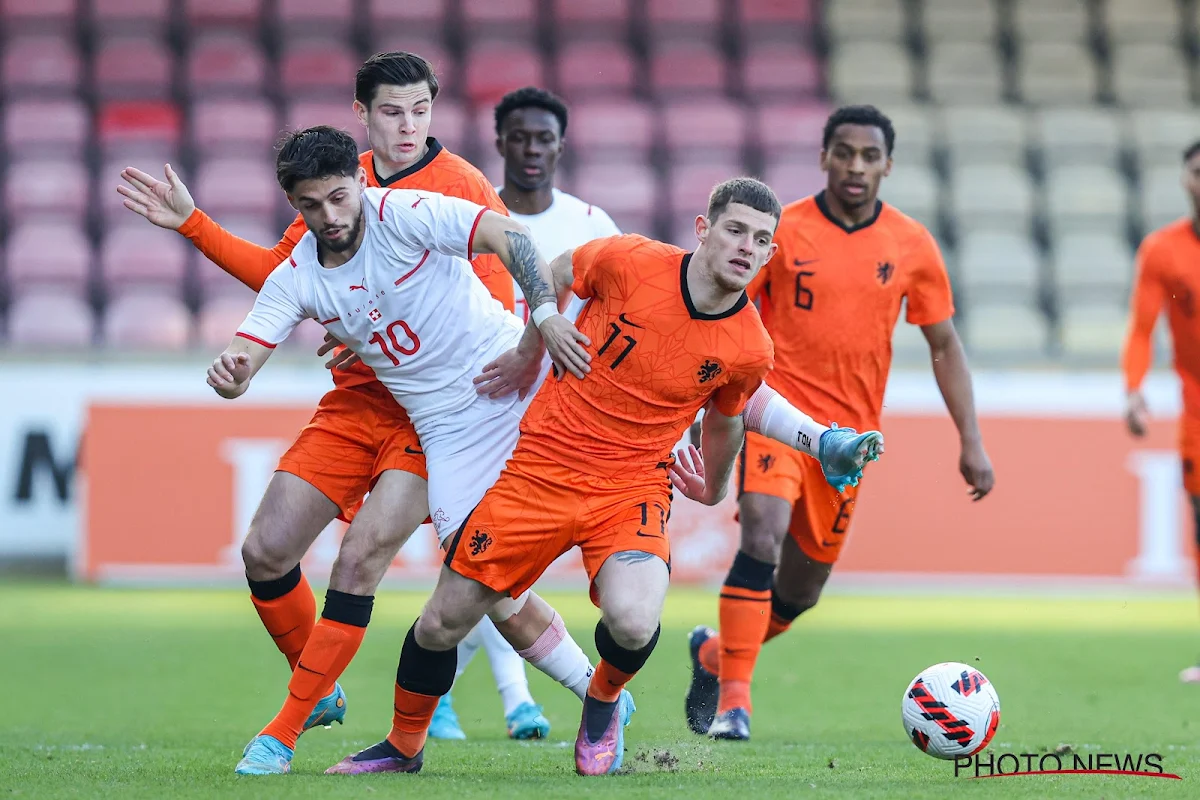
[793,259,818,267]
[634,530,660,538]
[404,446,424,455]
[617,313,644,328]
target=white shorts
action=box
[421,389,537,544]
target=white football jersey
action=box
[238,186,523,432]
[499,188,621,323]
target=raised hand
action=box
[668,444,711,504]
[117,164,196,230]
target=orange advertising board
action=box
[80,402,1195,587]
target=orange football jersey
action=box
[517,234,775,478]
[748,192,953,432]
[178,138,513,389]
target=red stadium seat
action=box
[463,42,546,105]
[0,0,77,34]
[193,157,280,225]
[7,291,95,348]
[280,39,359,98]
[428,98,468,156]
[94,36,174,100]
[754,102,832,161]
[736,0,816,46]
[97,101,183,159]
[274,0,354,43]
[460,0,538,43]
[283,100,367,149]
[552,0,630,41]
[91,0,171,35]
[367,0,448,40]
[556,41,636,99]
[742,46,822,100]
[102,289,192,350]
[367,36,456,91]
[3,158,89,224]
[2,99,89,158]
[197,291,255,349]
[661,99,750,163]
[649,44,729,98]
[763,159,826,203]
[572,162,660,222]
[666,160,747,220]
[183,0,263,31]
[0,36,81,96]
[190,98,280,158]
[646,0,724,45]
[186,34,268,98]
[100,224,189,292]
[568,99,656,164]
[4,221,92,291]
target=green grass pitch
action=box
[3,581,1200,798]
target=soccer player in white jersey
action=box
[209,125,629,776]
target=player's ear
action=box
[495,134,504,158]
[883,155,894,178]
[352,99,369,129]
[694,214,709,244]
[285,193,299,211]
[356,166,367,189]
[764,241,779,263]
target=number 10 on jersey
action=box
[368,319,421,365]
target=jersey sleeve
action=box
[177,209,307,293]
[902,228,955,326]
[459,174,515,311]
[235,262,308,348]
[1122,233,1167,392]
[711,326,774,417]
[712,369,767,417]
[570,234,632,299]
[379,189,488,262]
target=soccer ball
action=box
[901,662,1000,760]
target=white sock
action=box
[478,617,536,716]
[517,611,594,702]
[454,622,484,686]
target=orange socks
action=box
[388,622,459,758]
[248,565,316,671]
[259,590,374,749]
[386,687,441,759]
[587,659,637,703]
[713,552,775,715]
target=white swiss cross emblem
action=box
[369,308,382,322]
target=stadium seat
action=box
[877,164,940,233]
[196,291,255,349]
[555,41,637,99]
[102,289,193,350]
[735,0,815,46]
[667,161,745,223]
[926,42,1004,103]
[939,105,1028,169]
[551,0,631,42]
[97,101,182,161]
[1044,165,1129,235]
[661,99,749,164]
[1058,301,1128,361]
[100,155,184,223]
[921,0,998,44]
[186,34,268,98]
[428,98,468,157]
[740,45,821,101]
[2,158,89,224]
[460,0,538,43]
[93,36,174,100]
[100,224,189,293]
[4,221,92,291]
[827,41,913,105]
[367,37,455,90]
[190,99,279,158]
[1049,231,1132,298]
[283,100,367,150]
[754,102,830,163]
[1128,110,1200,171]
[823,0,907,43]
[0,35,80,97]
[0,0,77,34]
[274,0,355,42]
[955,230,1043,303]
[91,0,170,35]
[1111,43,1191,108]
[1016,41,1098,105]
[280,39,358,98]
[572,162,660,230]
[183,0,263,31]
[366,0,447,41]
[1137,165,1189,233]
[568,99,656,164]
[761,160,825,203]
[2,98,89,158]
[648,43,729,98]
[948,164,1034,233]
[961,303,1051,359]
[1030,107,1123,168]
[1010,0,1092,42]
[1103,0,1180,45]
[645,0,723,45]
[883,104,935,167]
[193,157,280,226]
[6,291,94,348]
[463,42,546,105]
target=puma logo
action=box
[349,283,367,292]
[411,195,429,209]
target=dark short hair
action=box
[276,125,361,194]
[355,51,439,109]
[1184,140,1200,162]
[494,86,569,136]
[706,177,782,225]
[822,104,895,155]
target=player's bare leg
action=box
[1182,496,1200,683]
[236,470,430,774]
[575,551,668,776]
[687,491,790,735]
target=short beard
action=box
[319,211,364,253]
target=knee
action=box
[415,603,474,652]
[240,524,293,579]
[602,604,660,650]
[738,511,788,564]
[773,582,820,618]
[330,524,394,594]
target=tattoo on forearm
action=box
[505,230,556,310]
[612,550,660,565]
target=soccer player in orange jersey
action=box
[116,52,584,743]
[685,105,996,741]
[324,178,884,777]
[1122,140,1200,683]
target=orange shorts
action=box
[737,432,859,565]
[276,383,427,522]
[445,450,673,605]
[1182,417,1200,496]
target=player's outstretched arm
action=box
[920,319,994,500]
[1122,241,1166,438]
[669,405,745,506]
[207,336,274,399]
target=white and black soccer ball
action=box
[901,662,1000,760]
